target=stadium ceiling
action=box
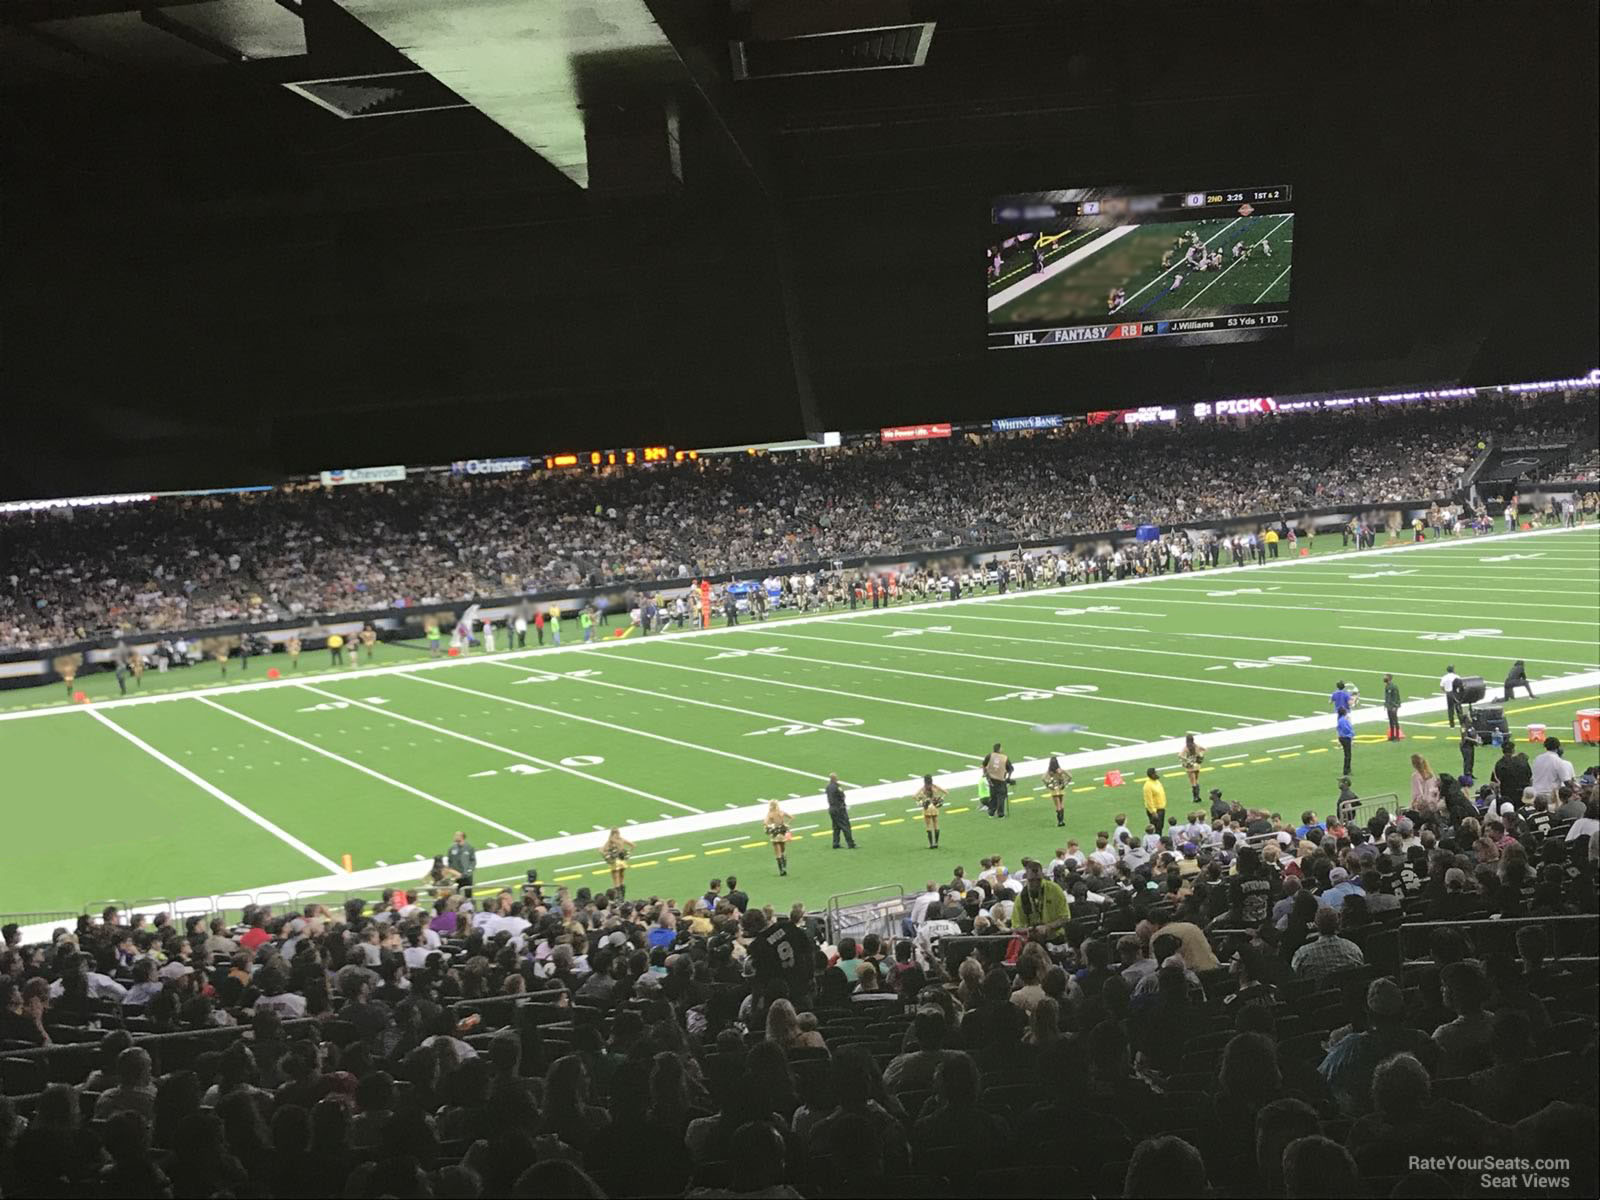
[1,1,1595,500]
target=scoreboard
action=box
[986,181,1295,352]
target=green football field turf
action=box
[3,524,1596,924]
[988,214,1293,324]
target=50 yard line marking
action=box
[87,709,341,873]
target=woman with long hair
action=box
[1178,736,1206,804]
[764,998,826,1052]
[1410,754,1440,814]
[600,828,634,895]
[914,774,947,849]
[764,801,794,876]
[1041,757,1072,828]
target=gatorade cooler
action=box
[1528,723,1547,744]
[1576,710,1600,745]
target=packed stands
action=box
[2,390,1595,652]
[2,749,1596,1197]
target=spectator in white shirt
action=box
[1089,834,1118,871]
[1530,737,1576,799]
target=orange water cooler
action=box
[1575,710,1600,745]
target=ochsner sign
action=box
[450,457,533,476]
[319,465,407,486]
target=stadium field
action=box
[4,524,1596,924]
[988,214,1294,325]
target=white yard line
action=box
[404,670,862,788]
[470,660,987,761]
[296,683,704,815]
[1338,625,1593,645]
[714,629,1273,725]
[766,627,1336,700]
[555,646,1138,740]
[947,608,1598,670]
[1185,214,1295,308]
[1238,584,1597,608]
[1254,262,1292,303]
[0,524,1586,727]
[1178,630,1596,671]
[63,666,1590,931]
[987,224,1140,313]
[195,696,535,843]
[1112,218,1243,312]
[87,709,341,874]
[1002,590,1596,617]
[1030,591,1594,625]
[565,644,1052,730]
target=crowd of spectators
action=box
[2,750,1596,1197]
[1,390,1595,651]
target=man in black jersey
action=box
[744,905,817,1003]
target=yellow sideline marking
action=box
[704,847,732,856]
[667,854,695,862]
[740,842,766,849]
[555,874,582,882]
[630,860,659,868]
[1249,758,1274,764]
[1306,747,1329,755]
[878,817,905,825]
[1277,752,1301,759]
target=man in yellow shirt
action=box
[1011,860,1070,941]
[1142,767,1168,833]
[327,632,344,666]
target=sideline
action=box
[2,524,1588,725]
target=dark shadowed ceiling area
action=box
[2,0,1595,498]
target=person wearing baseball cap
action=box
[1209,787,1229,820]
[1317,978,1440,1116]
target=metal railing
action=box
[824,884,907,945]
[1340,791,1400,829]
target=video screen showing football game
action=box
[986,185,1294,350]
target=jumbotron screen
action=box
[986,185,1294,350]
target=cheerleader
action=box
[1178,735,1206,803]
[601,828,634,895]
[914,775,947,849]
[129,649,146,689]
[360,624,377,661]
[285,635,302,670]
[1041,757,1072,828]
[765,800,794,876]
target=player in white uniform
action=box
[1260,238,1272,258]
[1232,241,1245,259]
[1171,273,1183,290]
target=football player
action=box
[1161,249,1174,268]
[1171,273,1183,290]
[1260,238,1273,258]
